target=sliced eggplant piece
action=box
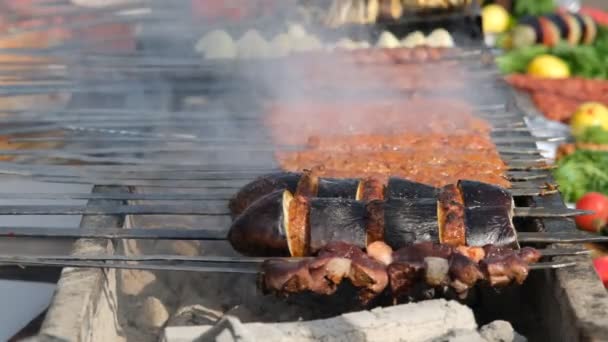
[356,177,386,201]
[383,198,439,250]
[558,13,583,45]
[538,17,561,47]
[572,13,588,44]
[546,14,569,41]
[518,16,543,43]
[437,184,466,247]
[457,179,513,211]
[229,172,301,217]
[309,198,368,254]
[318,177,360,198]
[295,170,319,197]
[286,195,310,257]
[385,177,437,199]
[229,190,290,256]
[511,25,538,48]
[464,206,519,249]
[581,14,598,45]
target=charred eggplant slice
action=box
[464,206,519,249]
[229,172,301,217]
[457,180,513,211]
[383,198,439,249]
[309,198,368,253]
[229,190,291,256]
[385,177,437,199]
[317,177,360,198]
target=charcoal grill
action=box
[0,1,606,341]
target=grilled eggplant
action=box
[230,172,437,216]
[457,179,513,210]
[228,180,519,256]
[228,190,290,256]
[464,206,519,249]
[386,177,437,199]
[229,172,300,218]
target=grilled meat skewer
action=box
[259,241,543,304]
[229,179,523,257]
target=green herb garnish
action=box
[553,150,608,202]
[577,126,608,144]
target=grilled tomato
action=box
[575,192,608,233]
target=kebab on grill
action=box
[228,177,519,257]
[259,240,542,303]
[229,170,437,216]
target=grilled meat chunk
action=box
[260,242,540,303]
[260,241,389,303]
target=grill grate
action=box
[0,1,606,341]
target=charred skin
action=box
[228,190,290,256]
[318,177,360,198]
[464,206,519,249]
[229,172,301,217]
[229,179,520,256]
[232,173,437,217]
[457,179,513,210]
[383,198,439,250]
[385,177,437,200]
[309,198,368,254]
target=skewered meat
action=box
[506,74,608,122]
[266,98,508,189]
[266,100,488,145]
[228,179,519,257]
[260,241,388,303]
[259,241,539,303]
[229,171,436,217]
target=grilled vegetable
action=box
[229,172,437,216]
[228,172,300,217]
[228,180,519,257]
[577,13,598,45]
[228,190,289,256]
[386,177,437,199]
[538,16,561,47]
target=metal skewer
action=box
[0,254,581,274]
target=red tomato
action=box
[575,192,608,233]
[593,256,608,288]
